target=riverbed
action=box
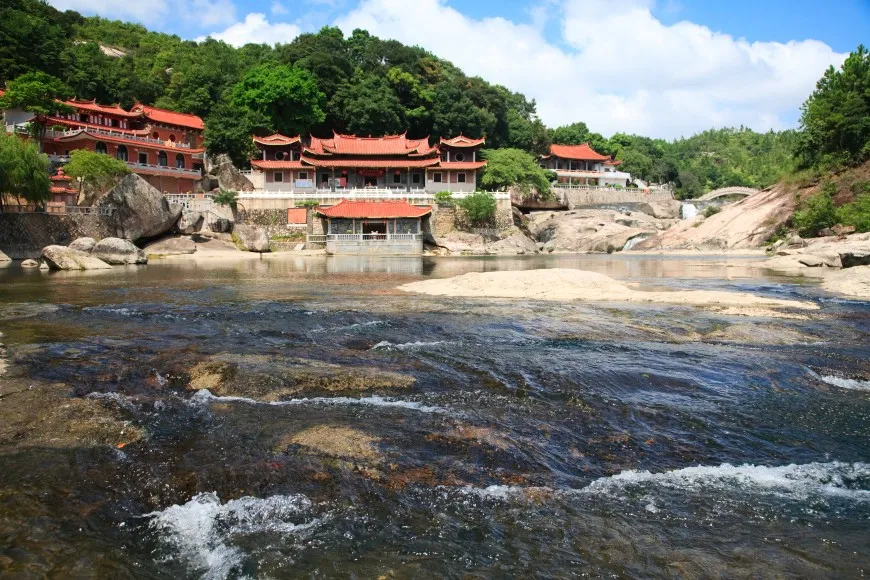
[0,254,868,577]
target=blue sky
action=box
[48,0,864,138]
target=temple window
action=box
[169,134,176,142]
[157,151,168,166]
[175,154,185,168]
[274,171,284,182]
[455,152,465,162]
[298,171,308,180]
[95,142,107,155]
[432,172,442,183]
[412,173,421,184]
[393,172,401,184]
[139,152,148,164]
[275,151,286,160]
[458,172,466,183]
[116,145,128,161]
[152,131,159,139]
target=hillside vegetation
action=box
[0,0,867,204]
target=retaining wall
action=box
[0,213,115,258]
[561,189,673,208]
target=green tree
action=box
[0,132,51,210]
[480,148,552,199]
[836,194,870,233]
[550,122,590,145]
[329,74,405,135]
[211,188,237,207]
[796,45,870,168]
[64,148,130,197]
[792,186,837,237]
[0,71,73,151]
[204,100,271,167]
[458,192,496,224]
[230,64,326,137]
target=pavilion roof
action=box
[435,161,487,170]
[53,129,205,153]
[300,156,439,168]
[130,103,204,130]
[64,98,142,118]
[548,143,611,161]
[250,160,306,169]
[316,199,432,219]
[253,133,301,146]
[439,135,485,148]
[306,132,436,156]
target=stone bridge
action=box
[697,186,759,201]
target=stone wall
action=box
[424,199,513,241]
[561,188,674,208]
[0,213,115,258]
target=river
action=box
[0,254,868,577]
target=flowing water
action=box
[0,254,868,578]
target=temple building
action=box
[2,94,205,194]
[314,199,431,255]
[542,143,631,188]
[249,132,486,193]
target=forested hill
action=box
[0,0,806,196]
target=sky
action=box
[46,0,870,140]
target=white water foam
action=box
[146,492,324,579]
[83,306,141,316]
[819,375,870,392]
[310,320,386,334]
[371,340,449,351]
[580,461,870,501]
[190,389,447,414]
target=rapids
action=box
[0,253,868,577]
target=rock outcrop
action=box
[487,232,539,255]
[233,225,270,252]
[638,200,682,219]
[763,233,870,274]
[20,259,39,269]
[144,236,197,256]
[636,186,794,250]
[176,210,204,235]
[527,209,668,253]
[823,265,870,299]
[92,237,147,265]
[0,250,10,264]
[68,237,97,253]
[96,175,182,242]
[214,161,254,192]
[41,245,112,270]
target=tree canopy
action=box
[480,148,553,198]
[0,132,51,209]
[64,149,130,195]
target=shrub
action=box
[295,200,320,209]
[793,187,837,237]
[458,192,497,223]
[212,188,238,207]
[703,205,721,218]
[836,193,870,232]
[434,191,454,206]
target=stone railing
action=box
[44,127,194,149]
[238,189,510,202]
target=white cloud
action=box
[199,13,302,47]
[48,0,236,28]
[334,0,846,139]
[271,1,289,16]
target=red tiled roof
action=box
[50,168,69,181]
[549,143,611,161]
[50,186,77,194]
[436,161,487,170]
[307,132,435,156]
[43,115,150,135]
[65,98,142,118]
[300,156,439,168]
[253,133,301,146]
[54,129,205,153]
[440,135,485,148]
[251,160,306,169]
[131,103,204,130]
[317,199,432,219]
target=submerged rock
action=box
[68,237,97,253]
[92,237,147,265]
[0,249,12,263]
[20,259,39,269]
[823,265,870,299]
[278,425,381,462]
[233,225,271,253]
[144,236,197,256]
[41,245,112,270]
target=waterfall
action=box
[681,203,698,220]
[622,234,652,251]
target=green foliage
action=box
[204,101,269,167]
[792,185,837,237]
[835,194,870,233]
[480,148,552,199]
[796,45,870,169]
[64,149,130,194]
[458,192,497,224]
[434,191,454,206]
[211,188,237,207]
[230,64,326,137]
[0,71,73,150]
[0,132,51,208]
[703,205,721,218]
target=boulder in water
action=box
[486,232,539,255]
[639,200,682,219]
[41,245,112,270]
[0,250,11,263]
[68,237,97,253]
[96,174,182,242]
[92,237,147,265]
[20,259,39,269]
[233,225,271,252]
[144,236,197,256]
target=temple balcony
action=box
[44,128,196,149]
[126,162,202,178]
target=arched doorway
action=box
[95,142,107,155]
[175,154,185,168]
[157,151,167,166]
[116,145,128,161]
